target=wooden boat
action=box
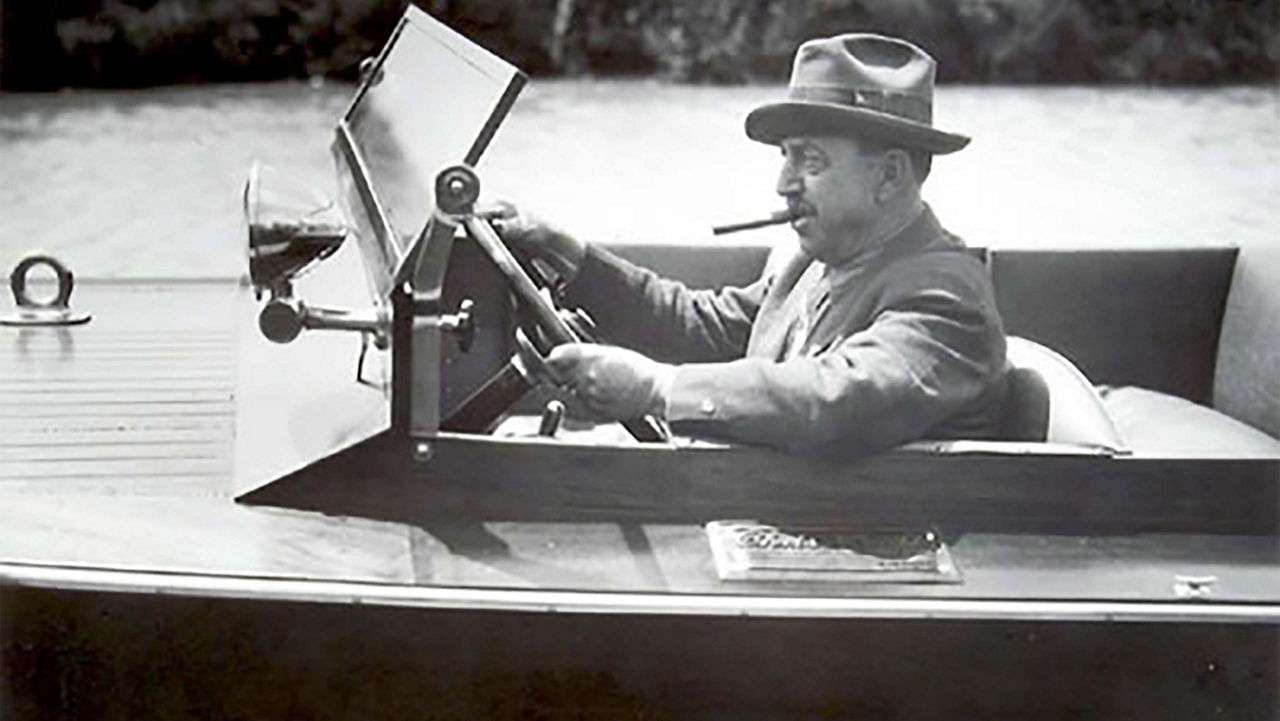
[3,7,1278,718]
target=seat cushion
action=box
[1101,386,1280,457]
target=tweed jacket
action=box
[562,206,1009,456]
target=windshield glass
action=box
[338,6,524,298]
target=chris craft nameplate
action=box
[705,520,961,583]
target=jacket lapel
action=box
[745,250,814,360]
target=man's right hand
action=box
[480,201,587,283]
[545,343,674,422]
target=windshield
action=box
[337,5,525,299]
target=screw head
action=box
[412,440,434,462]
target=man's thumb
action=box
[544,343,586,383]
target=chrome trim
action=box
[4,562,1278,625]
[334,120,402,287]
[341,16,408,123]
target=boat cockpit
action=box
[234,6,1278,544]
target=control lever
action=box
[440,298,475,352]
[538,400,566,437]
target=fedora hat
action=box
[746,33,969,154]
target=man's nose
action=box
[776,164,802,197]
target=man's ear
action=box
[875,149,911,202]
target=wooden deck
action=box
[0,281,236,495]
[0,268,402,578]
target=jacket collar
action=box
[822,203,953,292]
[745,204,962,360]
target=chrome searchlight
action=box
[243,162,387,346]
[245,161,348,299]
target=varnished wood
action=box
[3,504,1279,606]
[0,495,415,583]
[0,280,236,496]
[240,430,1280,535]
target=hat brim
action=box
[746,102,970,154]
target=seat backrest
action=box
[1005,337,1127,452]
[607,243,772,290]
[989,248,1237,407]
[1214,242,1280,439]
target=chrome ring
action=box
[11,254,74,309]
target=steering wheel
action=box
[434,166,666,442]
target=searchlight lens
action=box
[244,161,348,295]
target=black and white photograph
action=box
[2,1,1278,717]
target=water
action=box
[1,79,1277,279]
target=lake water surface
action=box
[1,80,1277,278]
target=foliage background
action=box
[1,0,1277,89]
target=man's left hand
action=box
[545,344,674,421]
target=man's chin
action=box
[795,228,821,255]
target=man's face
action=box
[775,135,883,264]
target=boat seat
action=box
[1003,337,1127,452]
[997,366,1050,443]
[989,248,1237,407]
[1101,385,1280,458]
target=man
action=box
[491,33,1009,457]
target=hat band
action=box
[788,86,932,125]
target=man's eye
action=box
[802,154,827,172]
[781,147,825,174]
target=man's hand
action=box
[480,201,587,283]
[545,344,674,421]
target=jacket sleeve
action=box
[561,244,768,363]
[664,255,1008,456]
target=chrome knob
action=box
[440,298,475,352]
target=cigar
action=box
[712,208,802,236]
